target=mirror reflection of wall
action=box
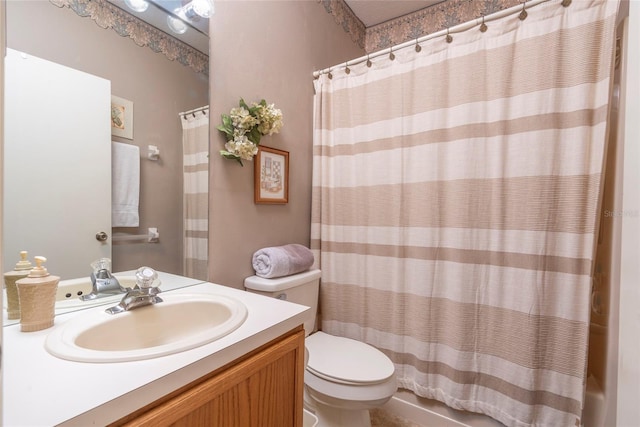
[3,1,209,281]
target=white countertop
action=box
[3,280,308,427]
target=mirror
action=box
[3,0,209,324]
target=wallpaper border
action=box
[319,0,522,53]
[366,0,521,52]
[317,0,366,49]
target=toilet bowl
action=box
[244,269,397,427]
[304,331,397,426]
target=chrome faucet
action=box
[80,258,128,301]
[105,266,162,314]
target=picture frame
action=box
[110,95,134,139]
[254,146,289,204]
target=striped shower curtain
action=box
[311,1,619,426]
[181,108,209,280]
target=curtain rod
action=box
[179,105,209,118]
[313,0,562,78]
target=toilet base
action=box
[307,400,371,427]
[303,368,396,427]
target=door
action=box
[3,48,111,279]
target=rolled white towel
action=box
[252,244,314,279]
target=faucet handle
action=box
[135,266,160,289]
[91,257,112,270]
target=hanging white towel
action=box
[112,142,140,227]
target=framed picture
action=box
[110,95,134,139]
[254,146,289,204]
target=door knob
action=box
[95,231,108,242]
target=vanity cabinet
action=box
[110,327,305,427]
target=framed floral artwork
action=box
[111,95,133,139]
[254,146,289,204]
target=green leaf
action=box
[216,124,233,139]
[239,98,249,110]
[247,127,262,145]
[220,150,244,166]
[217,115,234,138]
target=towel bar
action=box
[112,228,159,243]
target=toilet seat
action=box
[305,332,395,385]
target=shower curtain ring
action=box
[561,0,572,7]
[366,55,372,68]
[519,1,528,20]
[328,70,333,79]
[345,61,351,75]
[446,28,453,43]
[389,47,395,61]
[415,38,422,52]
[480,15,488,33]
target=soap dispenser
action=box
[15,256,60,332]
[3,251,33,320]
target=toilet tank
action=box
[244,269,321,336]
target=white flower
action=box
[230,107,258,131]
[218,98,284,165]
[225,135,259,161]
[254,103,283,135]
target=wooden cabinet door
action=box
[119,329,305,427]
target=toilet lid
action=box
[305,332,395,384]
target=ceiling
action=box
[345,0,444,27]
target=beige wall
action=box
[617,2,640,423]
[208,1,364,288]
[5,1,208,276]
[1,0,5,420]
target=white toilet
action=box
[244,269,397,427]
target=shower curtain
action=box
[181,108,209,280]
[311,1,619,426]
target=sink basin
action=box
[45,293,248,362]
[55,275,137,309]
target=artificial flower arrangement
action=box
[217,98,283,166]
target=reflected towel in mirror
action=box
[112,142,140,227]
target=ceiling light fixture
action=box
[123,0,149,13]
[167,14,188,34]
[175,0,215,21]
[189,0,214,18]
[166,0,214,36]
